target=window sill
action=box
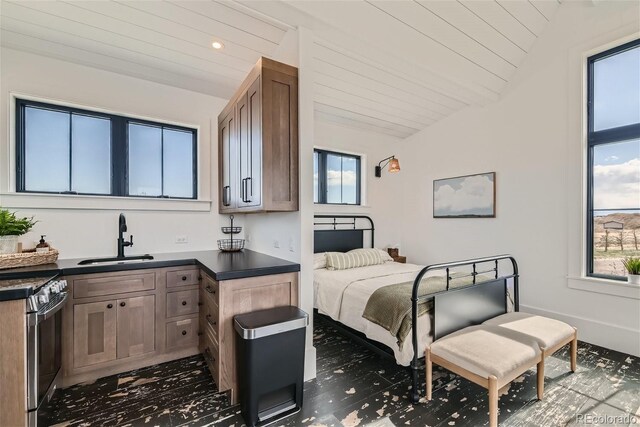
[567,276,640,300]
[0,192,212,212]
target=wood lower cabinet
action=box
[116,295,155,359]
[63,265,299,403]
[199,271,299,404]
[63,267,201,386]
[73,300,117,367]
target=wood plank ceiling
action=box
[0,0,560,138]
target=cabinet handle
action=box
[198,302,203,306]
[181,330,187,336]
[223,186,231,206]
[245,177,252,202]
[240,178,246,202]
[182,301,187,306]
[120,302,126,307]
[198,331,203,336]
[206,314,217,327]
[107,304,113,309]
[181,275,187,281]
[205,285,216,295]
[204,348,215,364]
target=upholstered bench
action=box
[426,325,544,427]
[483,312,577,373]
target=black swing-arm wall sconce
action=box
[375,155,400,178]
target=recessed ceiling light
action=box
[212,41,224,50]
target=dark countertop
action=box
[0,249,300,302]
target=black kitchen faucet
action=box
[117,213,134,258]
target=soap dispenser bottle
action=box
[36,235,50,253]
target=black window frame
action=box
[15,98,198,200]
[314,148,362,205]
[586,38,640,280]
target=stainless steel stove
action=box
[26,278,68,427]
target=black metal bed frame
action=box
[312,215,520,404]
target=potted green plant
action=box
[622,257,640,285]
[0,208,37,254]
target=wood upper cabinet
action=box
[73,300,117,368]
[218,57,298,213]
[116,295,155,359]
[219,109,237,211]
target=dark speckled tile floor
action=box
[43,315,640,426]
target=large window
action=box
[16,99,197,199]
[587,39,640,279]
[314,149,361,205]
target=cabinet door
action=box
[73,300,117,368]
[116,295,155,359]
[238,76,262,208]
[262,67,298,211]
[219,109,237,211]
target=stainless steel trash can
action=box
[234,306,309,427]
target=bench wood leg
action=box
[488,375,498,427]
[537,360,545,400]
[570,332,578,373]
[425,347,432,401]
[537,348,546,400]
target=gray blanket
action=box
[362,274,487,349]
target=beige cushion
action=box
[313,253,327,270]
[326,249,386,270]
[348,248,394,263]
[430,325,541,380]
[483,312,575,350]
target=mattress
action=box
[314,262,445,366]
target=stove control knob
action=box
[50,284,60,294]
[38,293,49,304]
[59,280,68,290]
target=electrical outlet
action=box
[273,240,280,249]
[175,235,188,244]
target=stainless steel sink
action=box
[78,255,154,265]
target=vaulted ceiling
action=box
[0,0,560,139]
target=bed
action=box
[313,215,520,403]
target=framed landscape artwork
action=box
[433,172,496,218]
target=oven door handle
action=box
[37,292,68,323]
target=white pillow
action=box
[313,253,327,270]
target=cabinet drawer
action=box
[202,277,219,307]
[167,269,200,288]
[73,272,155,299]
[166,317,199,349]
[201,303,219,346]
[167,289,199,318]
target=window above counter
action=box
[15,98,198,200]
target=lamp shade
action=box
[388,158,401,173]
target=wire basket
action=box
[221,226,242,234]
[217,239,245,252]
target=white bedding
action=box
[314,262,445,366]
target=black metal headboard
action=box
[314,215,375,253]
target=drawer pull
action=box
[205,285,216,295]
[182,276,188,281]
[182,330,187,336]
[204,348,216,364]
[198,302,203,306]
[182,301,187,306]
[198,331,203,336]
[107,303,113,309]
[206,314,217,327]
[120,301,126,307]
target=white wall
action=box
[314,119,403,250]
[397,0,640,356]
[0,48,235,258]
